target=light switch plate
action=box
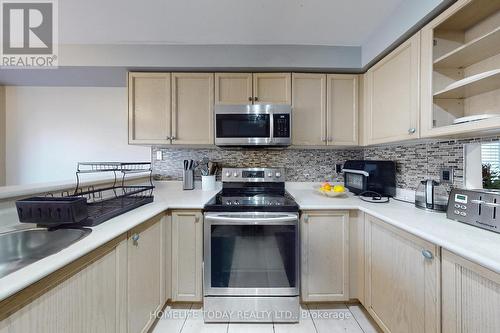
[440,167,453,184]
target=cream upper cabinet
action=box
[301,211,349,302]
[215,73,253,104]
[364,214,440,333]
[128,72,171,145]
[127,215,163,333]
[171,73,214,145]
[171,210,203,302]
[442,249,500,333]
[291,73,327,145]
[253,73,292,105]
[327,74,358,146]
[420,0,500,138]
[365,33,420,145]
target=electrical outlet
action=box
[156,151,163,161]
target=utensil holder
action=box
[183,170,194,190]
[201,175,216,191]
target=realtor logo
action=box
[1,0,58,67]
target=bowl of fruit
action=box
[315,182,348,197]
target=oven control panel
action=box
[447,188,500,233]
[222,168,285,182]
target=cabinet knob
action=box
[421,249,434,260]
[321,137,326,142]
[248,97,253,101]
[166,136,171,140]
[408,128,416,134]
[303,214,309,223]
[132,233,140,245]
[171,136,176,140]
[254,97,259,102]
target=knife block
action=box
[183,169,194,190]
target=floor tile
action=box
[307,303,363,333]
[227,323,274,333]
[274,305,317,333]
[347,304,382,333]
[181,304,229,333]
[152,303,192,333]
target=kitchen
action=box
[1,0,500,332]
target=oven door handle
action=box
[204,214,298,225]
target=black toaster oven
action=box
[343,160,396,197]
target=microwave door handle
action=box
[269,113,274,143]
[342,169,369,177]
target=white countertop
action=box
[1,181,500,303]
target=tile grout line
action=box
[178,303,194,333]
[306,304,320,333]
[347,305,368,333]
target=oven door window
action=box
[216,114,270,138]
[210,224,297,288]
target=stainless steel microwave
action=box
[214,104,291,146]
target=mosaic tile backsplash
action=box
[152,147,362,182]
[152,135,500,191]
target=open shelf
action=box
[437,0,500,31]
[433,69,500,99]
[434,27,500,68]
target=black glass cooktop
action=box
[204,187,299,212]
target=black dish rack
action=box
[16,162,154,227]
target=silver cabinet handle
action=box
[303,214,309,223]
[422,249,434,260]
[408,128,416,134]
[132,233,140,245]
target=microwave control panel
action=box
[273,114,290,138]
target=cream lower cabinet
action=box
[0,236,128,333]
[442,249,500,333]
[127,215,165,333]
[364,214,440,333]
[171,210,203,302]
[364,33,420,145]
[300,210,349,302]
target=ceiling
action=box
[60,0,406,46]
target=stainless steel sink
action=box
[0,227,92,279]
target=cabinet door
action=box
[171,73,214,145]
[215,73,253,104]
[171,210,203,302]
[327,74,358,146]
[365,33,420,144]
[442,249,500,333]
[128,72,171,145]
[128,216,163,333]
[291,73,327,145]
[365,214,440,333]
[5,237,127,333]
[253,73,292,105]
[301,211,349,302]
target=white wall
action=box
[5,86,150,185]
[0,87,5,186]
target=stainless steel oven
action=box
[214,104,291,146]
[203,211,299,322]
